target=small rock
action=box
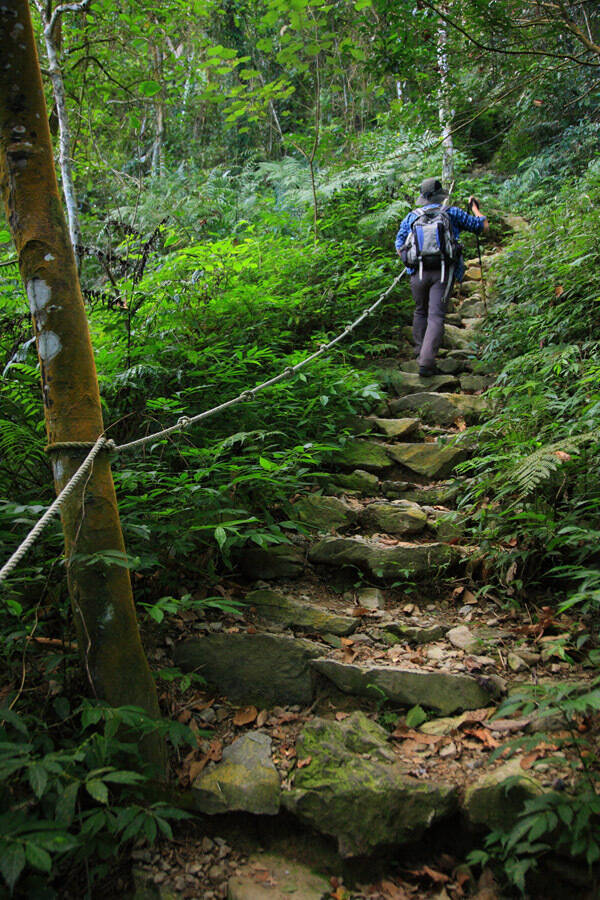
[208,864,225,882]
[199,707,217,724]
[357,587,386,610]
[508,652,528,672]
[447,625,479,653]
[426,645,445,661]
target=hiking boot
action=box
[419,364,440,377]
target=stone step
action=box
[459,373,494,393]
[460,297,486,317]
[312,659,497,714]
[361,499,429,535]
[366,416,421,439]
[389,391,488,425]
[400,357,468,375]
[308,535,460,580]
[246,588,358,636]
[332,435,468,476]
[386,371,460,397]
[386,441,467,478]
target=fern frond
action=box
[511,430,600,497]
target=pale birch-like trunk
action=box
[34,2,83,263]
[437,15,454,187]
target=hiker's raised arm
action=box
[468,195,490,233]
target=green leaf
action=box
[214,525,227,548]
[0,842,25,893]
[0,229,11,242]
[28,764,48,799]
[86,779,109,804]
[405,705,427,728]
[138,80,161,97]
[25,842,52,873]
[55,782,79,828]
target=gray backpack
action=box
[400,205,460,283]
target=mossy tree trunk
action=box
[0,0,165,771]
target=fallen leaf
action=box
[207,739,222,762]
[351,607,369,617]
[335,711,350,721]
[233,705,258,726]
[256,709,268,727]
[455,416,467,432]
[380,879,410,898]
[177,709,192,724]
[463,727,500,749]
[555,284,564,297]
[297,756,312,768]
[188,758,209,781]
[554,450,572,462]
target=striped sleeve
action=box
[448,206,486,235]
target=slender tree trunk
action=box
[34,2,83,264]
[151,44,166,178]
[0,0,165,771]
[437,12,454,186]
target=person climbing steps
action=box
[395,177,489,377]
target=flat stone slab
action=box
[312,660,495,714]
[400,481,462,505]
[228,853,330,900]
[389,371,459,397]
[460,298,486,317]
[384,622,448,644]
[370,416,420,438]
[246,589,356,636]
[283,713,457,856]
[390,392,488,425]
[292,494,357,532]
[174,634,323,706]
[386,442,467,479]
[463,758,543,832]
[239,543,306,579]
[308,535,458,579]
[443,324,475,351]
[193,732,280,815]
[459,374,493,393]
[361,500,428,535]
[334,438,393,471]
[327,468,379,494]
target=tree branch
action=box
[48,0,92,33]
[419,0,600,68]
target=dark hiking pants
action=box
[410,268,452,369]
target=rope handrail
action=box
[0,268,406,584]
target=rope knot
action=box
[284,366,295,376]
[319,342,328,351]
[177,416,191,430]
[344,325,353,334]
[104,438,117,452]
[241,390,255,402]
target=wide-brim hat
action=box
[416,177,448,206]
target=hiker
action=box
[395,178,489,377]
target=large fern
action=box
[510,431,600,497]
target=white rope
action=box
[0,270,406,583]
[115,270,406,453]
[0,437,112,584]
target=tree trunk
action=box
[437,13,454,186]
[0,0,165,771]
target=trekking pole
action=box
[468,196,488,315]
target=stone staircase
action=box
[159,253,579,897]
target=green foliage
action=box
[0,703,193,896]
[468,680,600,892]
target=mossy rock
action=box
[389,392,488,426]
[283,712,457,856]
[333,439,393,471]
[370,417,420,439]
[463,758,544,831]
[386,442,467,478]
[292,494,357,532]
[193,732,280,815]
[328,469,380,493]
[308,535,458,580]
[312,659,495,714]
[388,371,459,397]
[174,634,324,706]
[246,589,356,636]
[360,500,428,535]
